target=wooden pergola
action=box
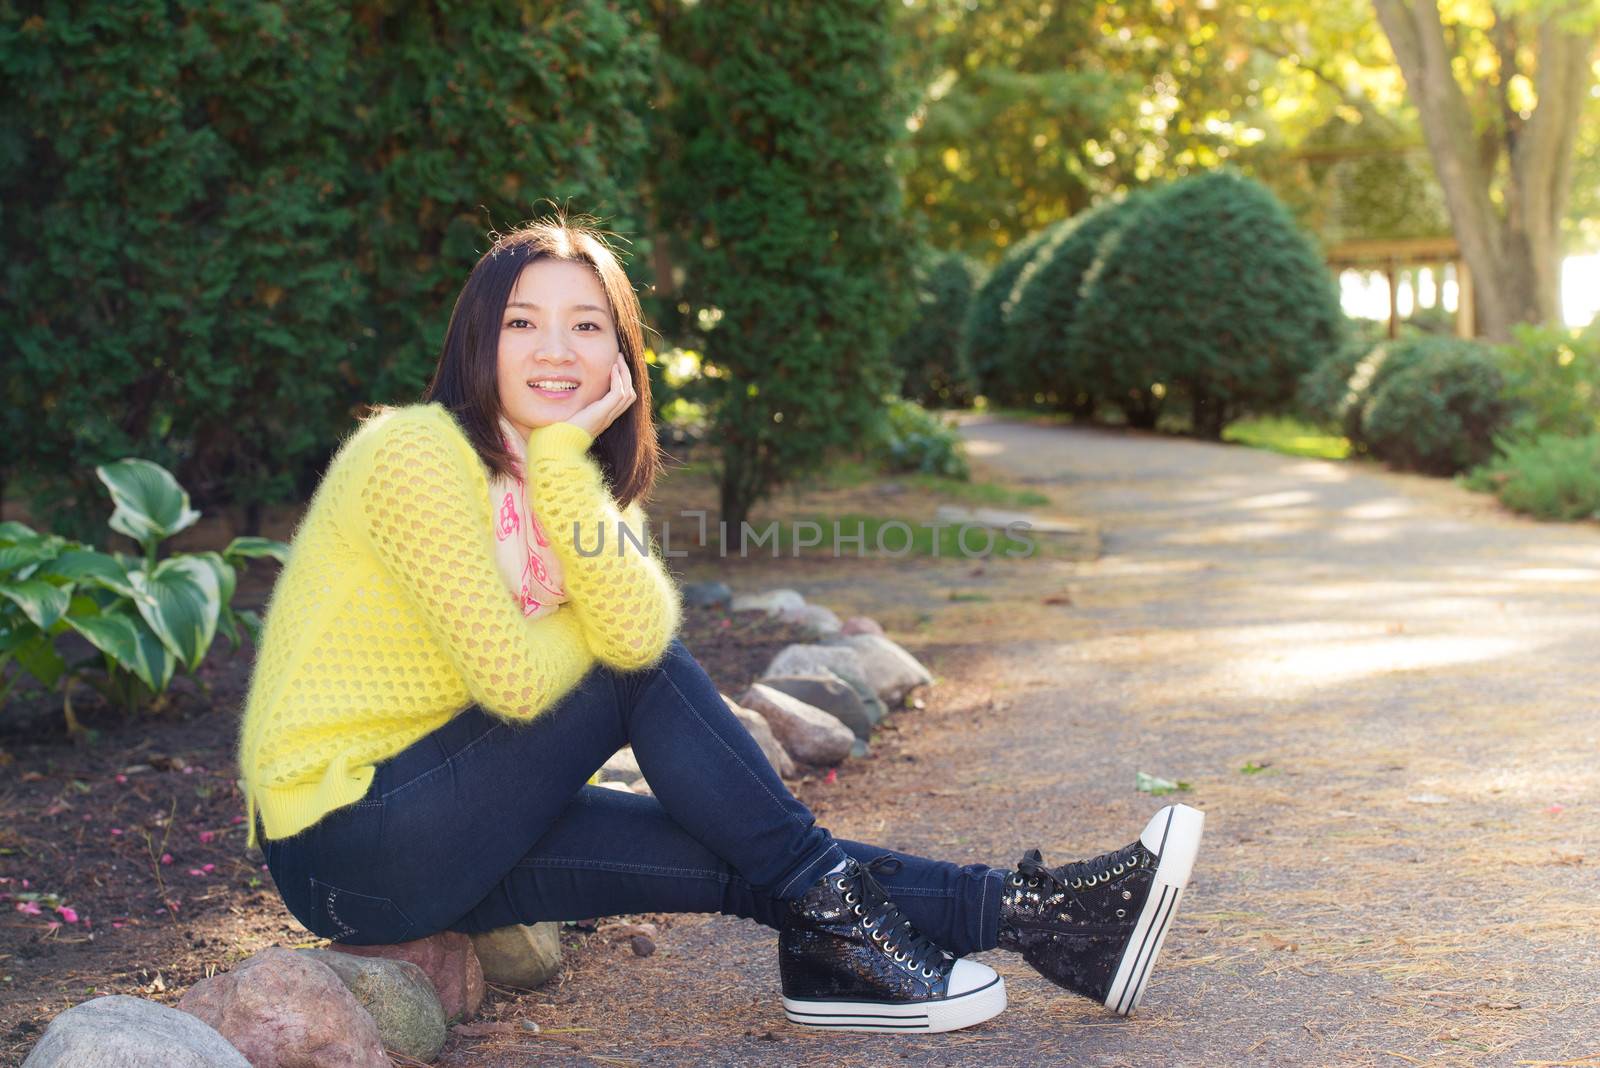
[1324,237,1474,340]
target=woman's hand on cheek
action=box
[565,352,636,441]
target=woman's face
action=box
[497,258,621,439]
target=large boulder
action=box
[840,616,885,636]
[721,694,798,778]
[737,684,855,766]
[468,922,563,990]
[761,644,887,723]
[21,995,250,1068]
[331,930,484,1025]
[175,947,389,1067]
[297,948,447,1063]
[820,633,934,706]
[759,672,877,740]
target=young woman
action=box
[236,217,1205,1035]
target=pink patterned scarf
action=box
[488,414,569,620]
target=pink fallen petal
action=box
[114,774,127,784]
[21,878,30,888]
[57,906,78,923]
[112,921,125,929]
[260,864,269,871]
[17,901,42,915]
[110,828,123,836]
[202,863,216,874]
[161,853,173,865]
[824,768,838,785]
[231,815,244,824]
[45,921,60,932]
[198,831,215,843]
[1547,804,1566,815]
[187,869,205,877]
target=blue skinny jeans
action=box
[260,637,1005,956]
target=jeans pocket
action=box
[308,876,417,945]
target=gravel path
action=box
[456,417,1600,1067]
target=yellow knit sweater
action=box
[235,403,682,850]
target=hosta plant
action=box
[0,459,286,741]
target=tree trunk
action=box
[1372,0,1594,340]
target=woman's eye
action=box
[578,322,601,332]
[508,318,531,329]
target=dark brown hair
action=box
[379,213,661,511]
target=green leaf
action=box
[42,550,138,599]
[62,606,144,671]
[0,579,72,631]
[187,551,237,609]
[1135,771,1191,796]
[11,632,67,687]
[96,459,201,549]
[222,536,289,566]
[127,557,220,672]
[0,521,40,544]
[236,608,264,646]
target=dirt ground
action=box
[7,415,1599,1066]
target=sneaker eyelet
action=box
[1121,890,1133,901]
[1070,878,1083,890]
[1116,908,1127,918]
[1112,863,1124,875]
[922,966,935,978]
[843,891,857,904]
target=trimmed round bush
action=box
[1069,171,1345,437]
[892,250,980,408]
[1002,192,1151,417]
[960,221,1069,406]
[1360,341,1513,475]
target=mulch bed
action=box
[0,593,819,1066]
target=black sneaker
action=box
[779,854,1006,1033]
[997,804,1204,1016]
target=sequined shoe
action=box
[779,854,1006,1033]
[998,804,1204,1016]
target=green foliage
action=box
[866,398,971,479]
[659,0,913,530]
[1069,171,1345,435]
[1,2,655,541]
[960,224,1067,406]
[1493,322,1600,439]
[1359,342,1513,475]
[1297,333,1377,428]
[1464,433,1600,522]
[1002,193,1151,416]
[0,458,286,738]
[892,249,981,408]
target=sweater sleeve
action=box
[525,421,682,671]
[350,410,598,721]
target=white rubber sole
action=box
[782,973,1007,1033]
[1104,803,1205,1016]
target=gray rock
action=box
[21,995,250,1068]
[682,581,733,608]
[730,588,806,616]
[737,683,855,766]
[299,947,448,1063]
[776,602,843,637]
[820,633,935,706]
[850,737,872,759]
[601,747,643,785]
[762,644,887,723]
[840,616,884,636]
[722,694,798,778]
[467,923,563,990]
[760,672,878,740]
[175,946,389,1067]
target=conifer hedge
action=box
[2,2,656,539]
